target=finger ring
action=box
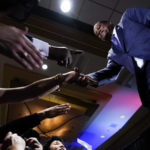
[24,52,28,57]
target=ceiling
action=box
[39,0,150,26]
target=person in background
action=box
[43,136,66,150]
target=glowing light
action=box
[100,135,105,138]
[42,64,48,70]
[77,138,92,150]
[60,0,71,13]
[120,115,125,119]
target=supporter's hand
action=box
[63,67,98,87]
[0,25,43,70]
[63,67,80,83]
[76,73,98,87]
[49,46,84,67]
[72,67,98,87]
[26,137,43,150]
[1,132,25,150]
[38,104,71,120]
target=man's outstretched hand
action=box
[70,67,98,87]
[76,73,98,87]
[0,25,43,70]
[63,67,98,87]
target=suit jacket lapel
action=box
[115,25,126,51]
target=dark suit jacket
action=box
[88,8,150,107]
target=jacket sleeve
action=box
[0,113,40,142]
[88,59,123,86]
[123,8,150,27]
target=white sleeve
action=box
[32,37,50,58]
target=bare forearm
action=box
[0,74,65,104]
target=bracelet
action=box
[55,74,65,86]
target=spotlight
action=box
[60,0,71,13]
[42,64,48,70]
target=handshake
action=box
[63,67,98,87]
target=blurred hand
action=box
[1,132,25,150]
[0,25,43,70]
[26,137,43,150]
[38,104,71,120]
[49,46,84,67]
[76,73,98,87]
[62,67,80,83]
[63,67,98,87]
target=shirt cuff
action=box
[32,37,50,58]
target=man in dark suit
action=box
[77,8,150,109]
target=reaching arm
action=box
[0,25,83,70]
[0,104,71,143]
[0,70,79,104]
[76,59,122,87]
[0,25,43,70]
[88,59,123,86]
[0,113,40,143]
[122,8,150,27]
